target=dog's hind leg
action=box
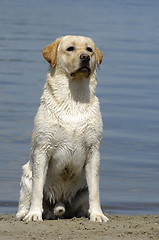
[42,201,65,220]
[16,161,32,220]
[65,188,89,219]
[73,189,89,218]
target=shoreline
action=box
[0,214,159,240]
[1,200,159,216]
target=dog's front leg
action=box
[23,148,49,222]
[86,147,109,223]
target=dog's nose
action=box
[80,53,90,62]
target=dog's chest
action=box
[51,120,88,177]
[40,93,102,182]
[46,106,96,179]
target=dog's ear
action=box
[95,46,103,70]
[42,38,61,67]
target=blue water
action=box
[0,0,159,215]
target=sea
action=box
[0,0,159,216]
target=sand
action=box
[0,214,159,240]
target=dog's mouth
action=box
[78,66,91,73]
[70,66,91,77]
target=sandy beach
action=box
[0,214,159,240]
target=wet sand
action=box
[0,214,159,240]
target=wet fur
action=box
[16,35,108,223]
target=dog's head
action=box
[42,35,103,79]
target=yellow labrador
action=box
[16,35,109,223]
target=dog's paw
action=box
[16,210,28,220]
[54,202,65,216]
[90,211,109,223]
[23,210,43,222]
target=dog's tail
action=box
[54,202,65,216]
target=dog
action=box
[16,35,109,223]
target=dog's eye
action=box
[66,46,75,51]
[86,47,93,52]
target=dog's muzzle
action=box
[70,53,91,77]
